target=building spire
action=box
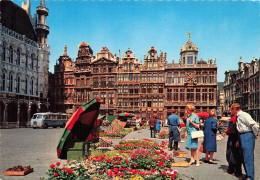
[63,45,67,56]
[40,0,46,7]
[187,31,191,41]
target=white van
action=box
[31,112,69,129]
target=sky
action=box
[14,0,260,82]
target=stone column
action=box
[4,103,7,127]
[27,104,31,125]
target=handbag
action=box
[199,141,204,153]
[191,130,204,139]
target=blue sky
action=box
[15,0,260,81]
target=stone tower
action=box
[180,32,198,65]
[35,0,50,98]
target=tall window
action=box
[153,85,157,93]
[25,54,28,68]
[148,62,152,68]
[180,72,185,84]
[9,73,13,92]
[134,85,139,94]
[147,85,152,93]
[187,56,193,64]
[159,85,163,93]
[31,54,34,69]
[209,89,214,101]
[16,75,20,93]
[202,89,207,101]
[129,85,133,94]
[2,44,6,61]
[123,85,128,93]
[196,89,201,102]
[1,72,5,91]
[129,63,133,70]
[148,74,152,82]
[118,74,122,82]
[196,72,201,84]
[108,77,114,87]
[153,73,157,82]
[17,49,20,65]
[101,66,106,73]
[167,89,172,101]
[93,67,98,73]
[118,98,122,106]
[202,72,208,84]
[25,78,28,94]
[167,72,172,84]
[124,63,127,71]
[100,78,106,88]
[100,93,106,104]
[141,74,146,82]
[134,74,139,82]
[159,73,163,82]
[108,93,114,105]
[152,99,157,107]
[158,98,163,107]
[187,89,194,101]
[30,78,33,95]
[209,72,214,84]
[93,78,99,88]
[118,85,122,93]
[173,89,178,101]
[108,65,114,72]
[129,74,133,81]
[123,74,128,81]
[173,72,178,84]
[9,46,13,63]
[141,85,146,93]
[180,89,184,101]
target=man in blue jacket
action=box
[168,109,180,151]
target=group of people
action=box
[222,103,259,180]
[148,116,162,138]
[147,103,258,180]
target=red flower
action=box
[171,174,176,178]
[66,168,71,173]
[99,170,102,174]
[67,160,70,163]
[50,164,55,168]
[69,170,74,174]
[53,172,58,177]
[158,161,164,167]
[56,162,60,166]
[62,166,66,170]
[156,158,159,162]
[134,163,138,167]
[76,155,80,158]
[151,169,156,172]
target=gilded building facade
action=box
[224,57,260,122]
[0,0,50,127]
[53,33,218,120]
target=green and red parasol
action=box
[57,97,101,159]
[110,119,127,132]
[118,113,135,117]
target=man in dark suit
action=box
[149,116,157,138]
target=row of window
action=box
[118,63,139,71]
[0,72,35,95]
[93,65,115,73]
[1,45,37,69]
[167,89,215,102]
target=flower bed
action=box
[100,129,132,138]
[94,140,112,148]
[115,139,161,151]
[158,130,169,139]
[44,148,179,180]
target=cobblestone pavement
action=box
[0,127,259,180]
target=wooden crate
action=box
[171,161,189,167]
[173,151,187,158]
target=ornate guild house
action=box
[53,33,217,120]
[0,0,50,127]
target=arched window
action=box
[2,44,6,61]
[31,54,34,69]
[25,53,28,68]
[25,78,28,94]
[16,75,20,93]
[9,73,13,92]
[17,49,20,65]
[1,72,5,91]
[9,46,13,63]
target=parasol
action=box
[196,112,210,119]
[110,119,127,132]
[118,113,135,117]
[57,97,101,159]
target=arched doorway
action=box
[40,104,47,112]
[0,101,5,126]
[20,103,28,127]
[7,101,17,125]
[30,104,38,119]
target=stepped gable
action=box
[0,0,38,41]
